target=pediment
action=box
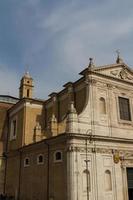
[94,64,133,82]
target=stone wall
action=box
[6,137,67,200]
[0,102,13,194]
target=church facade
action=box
[1,55,133,200]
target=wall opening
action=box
[99,97,106,114]
[105,170,112,191]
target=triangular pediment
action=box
[94,63,133,82]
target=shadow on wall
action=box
[0,108,9,195]
[0,108,9,153]
[33,106,46,142]
[0,157,5,195]
[0,193,15,200]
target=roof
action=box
[8,97,44,113]
[0,95,19,104]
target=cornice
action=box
[92,71,133,86]
[94,63,130,72]
[66,133,133,144]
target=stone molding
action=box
[66,146,112,154]
[66,146,92,153]
[66,146,133,157]
[110,68,133,81]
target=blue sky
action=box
[0,0,133,98]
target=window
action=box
[105,170,112,191]
[118,97,131,121]
[10,118,17,140]
[99,97,106,114]
[37,154,44,165]
[56,152,61,160]
[24,157,30,167]
[54,151,62,162]
[12,120,16,137]
[27,89,30,97]
[0,159,2,168]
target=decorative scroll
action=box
[110,68,133,81]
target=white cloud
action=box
[1,0,133,98]
[29,0,133,69]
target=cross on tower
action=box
[25,64,30,74]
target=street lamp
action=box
[84,130,93,200]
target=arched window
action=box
[37,154,44,165]
[99,97,106,114]
[82,170,91,193]
[54,151,62,162]
[24,157,30,167]
[105,170,112,191]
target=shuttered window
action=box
[119,97,131,121]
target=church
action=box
[0,53,133,200]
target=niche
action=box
[99,97,106,114]
[105,170,112,191]
[82,170,91,192]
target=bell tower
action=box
[19,71,34,99]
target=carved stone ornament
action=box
[66,146,92,153]
[119,68,133,80]
[89,79,97,85]
[119,69,128,79]
[53,96,57,102]
[66,146,113,154]
[117,151,133,168]
[84,78,89,85]
[110,70,119,76]
[124,152,133,158]
[121,159,133,169]
[107,84,114,89]
[96,148,112,154]
[68,87,73,94]
[113,151,120,164]
[110,68,133,81]
[84,77,97,85]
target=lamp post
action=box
[84,130,92,200]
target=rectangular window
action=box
[13,120,16,137]
[119,97,131,121]
[127,168,133,200]
[10,118,17,140]
[27,89,30,98]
